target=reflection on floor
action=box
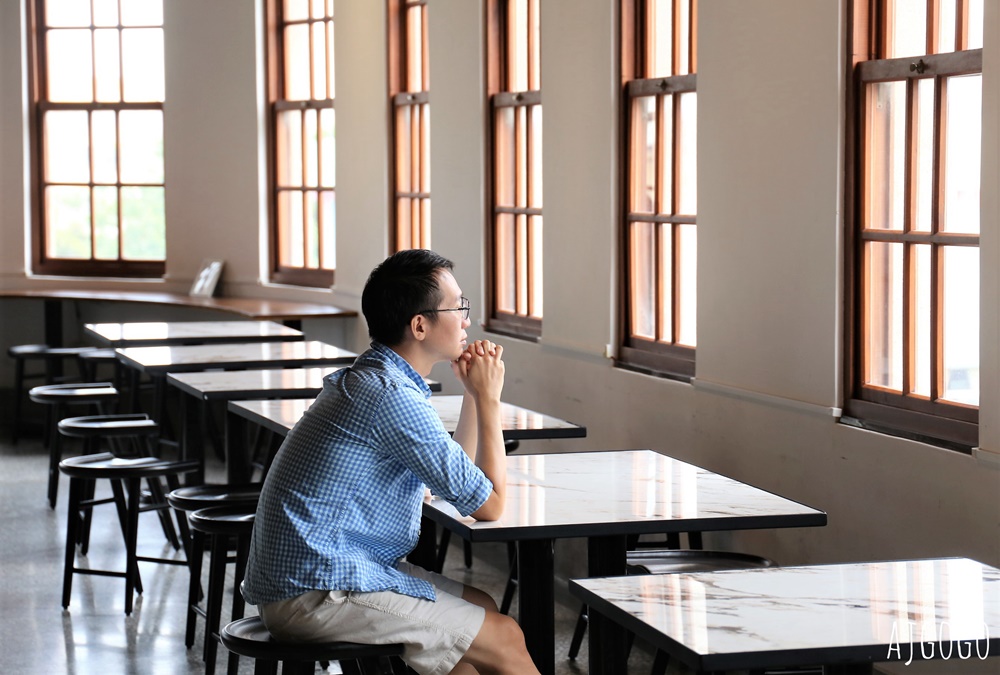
[0,433,664,674]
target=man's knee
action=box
[462,585,499,614]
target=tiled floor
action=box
[0,432,661,674]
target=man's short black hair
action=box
[362,249,455,347]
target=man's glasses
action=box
[420,296,470,320]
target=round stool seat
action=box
[29,382,118,405]
[78,348,118,362]
[8,343,50,358]
[626,549,777,575]
[167,483,262,512]
[8,344,97,359]
[221,615,404,666]
[58,414,158,439]
[188,504,256,536]
[59,452,199,481]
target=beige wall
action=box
[2,3,999,644]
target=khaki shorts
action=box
[257,562,486,675]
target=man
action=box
[241,249,539,675]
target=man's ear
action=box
[409,313,428,342]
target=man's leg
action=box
[455,585,540,675]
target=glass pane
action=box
[528,0,540,90]
[495,107,516,207]
[421,5,429,90]
[676,223,697,346]
[397,198,412,250]
[285,0,309,21]
[515,107,527,208]
[651,0,673,78]
[941,246,979,405]
[407,5,423,92]
[630,221,656,339]
[410,106,421,196]
[311,0,325,19]
[45,0,91,27]
[529,105,542,208]
[44,111,90,183]
[47,29,93,102]
[91,110,118,184]
[912,78,933,232]
[864,81,906,230]
[121,28,164,102]
[276,110,303,187]
[327,21,336,99]
[496,213,516,313]
[92,0,118,27]
[93,186,119,260]
[941,74,981,234]
[967,0,984,49]
[864,241,904,391]
[910,244,931,397]
[305,191,319,268]
[285,24,311,100]
[119,0,163,26]
[516,214,528,314]
[45,186,91,259]
[420,103,430,192]
[320,108,336,188]
[311,22,328,100]
[677,92,697,216]
[278,191,305,267]
[320,190,336,269]
[889,0,927,59]
[420,198,431,249]
[93,29,122,103]
[120,186,165,260]
[630,96,656,214]
[119,111,163,183]
[677,0,692,75]
[529,215,543,318]
[396,106,412,192]
[510,0,527,91]
[658,222,673,342]
[658,95,673,215]
[303,109,318,188]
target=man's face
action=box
[424,269,470,363]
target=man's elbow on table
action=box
[471,491,504,521]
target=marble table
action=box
[570,556,1000,674]
[422,449,828,674]
[85,320,304,347]
[224,396,585,485]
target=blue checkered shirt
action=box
[241,343,493,605]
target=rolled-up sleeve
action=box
[372,387,493,517]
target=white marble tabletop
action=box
[227,395,586,441]
[424,449,827,541]
[85,320,303,347]
[116,340,357,374]
[167,366,442,396]
[572,557,1000,673]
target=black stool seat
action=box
[221,616,406,675]
[626,549,777,575]
[167,483,262,513]
[31,383,120,508]
[59,452,199,615]
[189,504,256,536]
[58,413,159,439]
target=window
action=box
[389,0,430,252]
[846,0,983,448]
[486,0,542,338]
[619,0,698,378]
[267,0,336,288]
[28,0,166,277]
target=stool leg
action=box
[124,477,142,615]
[11,356,26,443]
[225,535,251,675]
[47,403,65,508]
[62,476,84,609]
[253,660,278,675]
[185,528,205,649]
[203,532,228,674]
[145,474,181,550]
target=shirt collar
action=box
[371,342,432,397]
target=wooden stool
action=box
[8,344,96,443]
[30,382,119,507]
[220,615,407,675]
[185,504,256,675]
[59,452,199,615]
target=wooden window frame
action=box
[485,0,542,340]
[844,0,982,449]
[265,0,335,289]
[388,0,431,253]
[26,0,166,278]
[617,0,698,380]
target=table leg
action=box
[517,538,555,675]
[225,410,251,484]
[44,300,63,348]
[587,534,629,675]
[180,393,205,484]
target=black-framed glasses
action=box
[420,296,470,320]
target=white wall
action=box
[2,1,998,626]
